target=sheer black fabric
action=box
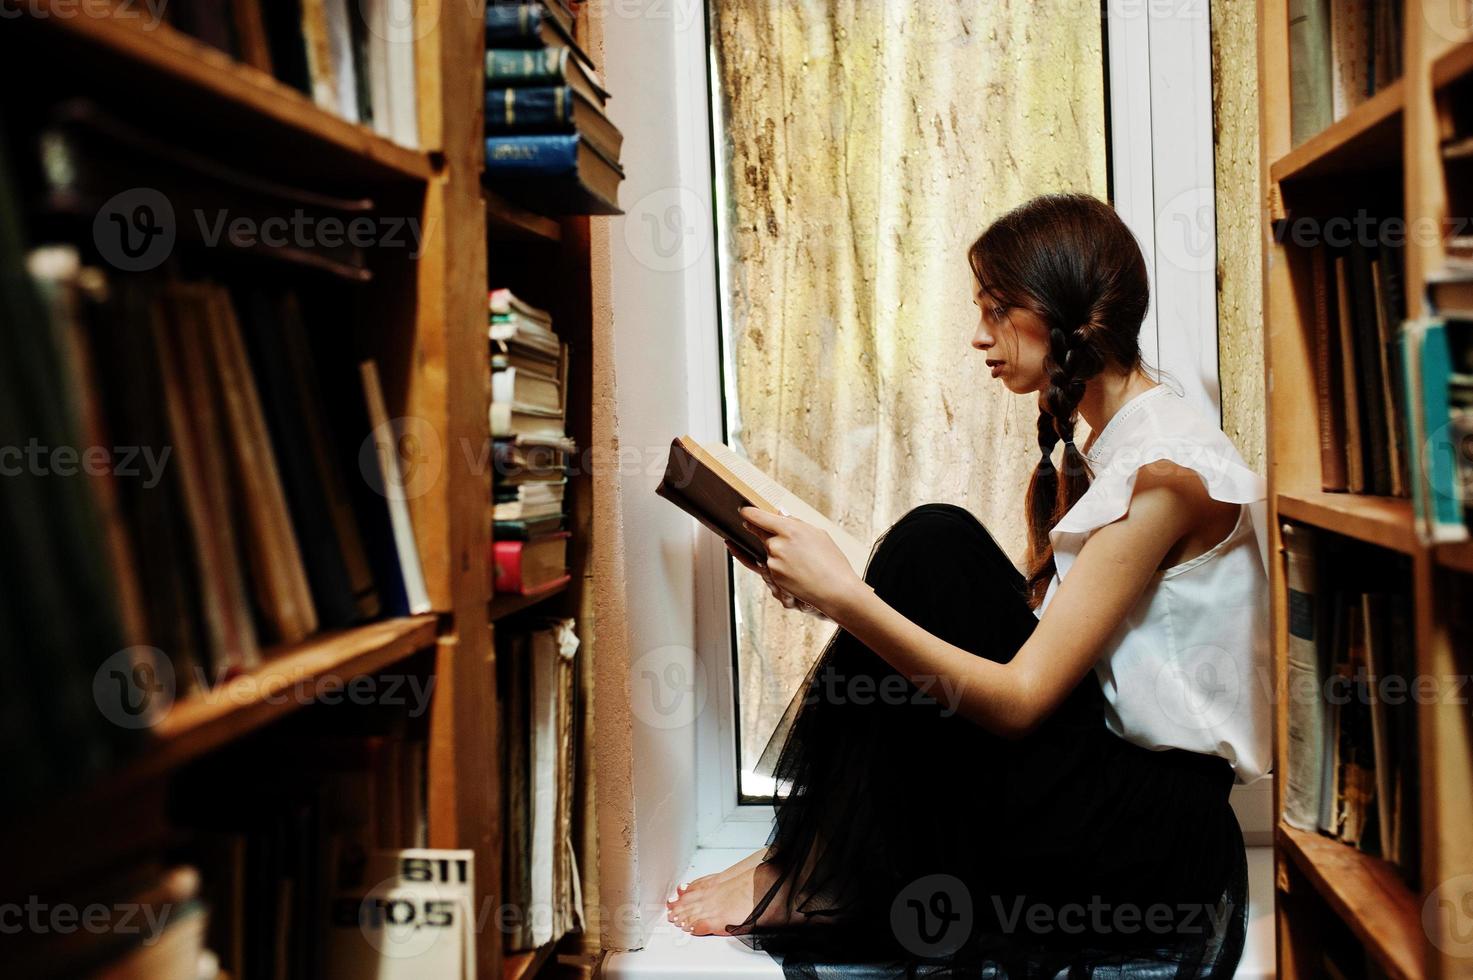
[733,504,1247,979]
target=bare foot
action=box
[665,859,804,936]
[674,848,766,898]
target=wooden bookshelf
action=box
[1260,2,1473,977]
[1270,79,1405,183]
[1,1,512,976]
[1276,491,1418,554]
[148,616,440,768]
[27,2,436,183]
[491,583,572,622]
[487,187,564,243]
[503,943,556,980]
[1279,826,1423,979]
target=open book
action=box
[655,436,871,574]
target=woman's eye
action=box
[991,305,1006,320]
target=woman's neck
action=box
[1076,369,1159,446]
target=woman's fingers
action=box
[737,505,786,536]
[725,542,766,574]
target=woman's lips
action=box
[987,360,1005,377]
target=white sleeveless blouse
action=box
[1034,384,1272,784]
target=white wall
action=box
[598,0,715,951]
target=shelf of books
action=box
[1262,1,1473,977]
[0,0,535,975]
[482,1,619,978]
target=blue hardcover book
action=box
[1403,318,1470,543]
[485,86,575,131]
[485,4,549,43]
[485,134,581,175]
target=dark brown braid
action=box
[968,194,1149,607]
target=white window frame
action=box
[688,0,1227,851]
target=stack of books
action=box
[491,288,574,596]
[167,0,420,148]
[1281,525,1419,885]
[482,1,624,214]
[1287,0,1402,146]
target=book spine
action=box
[1313,245,1347,490]
[485,5,544,45]
[1349,241,1392,495]
[485,87,575,131]
[485,47,566,85]
[1281,523,1325,832]
[1289,0,1333,146]
[484,134,580,174]
[493,539,526,593]
[1421,321,1471,541]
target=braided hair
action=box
[968,194,1149,607]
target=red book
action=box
[492,531,571,595]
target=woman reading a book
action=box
[665,194,1269,977]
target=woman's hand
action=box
[726,542,831,620]
[736,506,866,619]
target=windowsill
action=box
[605,846,1277,979]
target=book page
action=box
[700,441,873,575]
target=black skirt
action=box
[733,503,1247,979]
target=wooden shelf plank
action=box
[1270,80,1405,183]
[147,616,439,771]
[504,943,555,980]
[486,187,563,243]
[490,583,570,622]
[1436,539,1473,575]
[1276,491,1417,554]
[1278,825,1422,979]
[1432,39,1473,91]
[26,3,435,183]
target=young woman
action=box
[665,193,1270,977]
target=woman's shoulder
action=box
[1056,386,1265,540]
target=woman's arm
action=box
[740,464,1228,737]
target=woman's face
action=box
[972,283,1051,394]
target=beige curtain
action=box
[710,0,1109,778]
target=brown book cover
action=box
[1334,256,1367,492]
[233,0,276,72]
[152,285,260,676]
[200,284,319,644]
[655,435,870,572]
[1314,245,1348,490]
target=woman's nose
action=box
[972,325,993,351]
